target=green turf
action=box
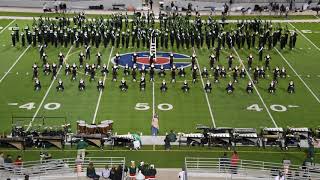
[0,16,320,168]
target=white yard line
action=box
[92,46,114,124]
[0,45,30,84]
[193,47,216,128]
[27,46,73,131]
[275,47,320,104]
[232,47,278,128]
[152,81,155,116]
[314,15,320,19]
[288,22,320,52]
[0,19,15,34]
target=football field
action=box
[0,18,320,136]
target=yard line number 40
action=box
[247,104,298,112]
[19,102,61,110]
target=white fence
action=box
[185,157,320,180]
[0,157,126,180]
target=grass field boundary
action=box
[92,47,114,124]
[289,22,320,52]
[275,47,320,104]
[0,45,30,84]
[27,46,73,131]
[233,47,278,128]
[193,47,216,127]
[0,19,15,34]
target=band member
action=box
[96,52,102,67]
[233,66,239,83]
[169,52,174,67]
[287,81,295,93]
[227,54,234,70]
[158,65,166,77]
[97,79,104,91]
[246,81,253,93]
[43,62,51,75]
[42,52,48,65]
[181,80,190,92]
[280,67,287,78]
[259,66,265,78]
[56,79,64,92]
[160,80,167,92]
[226,81,234,93]
[71,63,77,80]
[112,65,118,81]
[65,63,71,75]
[247,54,253,71]
[34,78,41,91]
[178,67,186,77]
[220,66,226,78]
[115,53,120,65]
[268,81,276,93]
[171,65,176,83]
[201,67,209,78]
[240,67,246,78]
[119,78,128,91]
[204,80,212,93]
[253,67,259,84]
[209,54,216,69]
[58,52,64,67]
[132,52,138,64]
[265,54,271,70]
[90,64,96,81]
[192,66,198,83]
[273,67,280,82]
[191,54,196,68]
[79,52,85,67]
[52,63,57,79]
[78,78,85,91]
[85,45,91,60]
[132,64,137,81]
[101,64,108,75]
[150,64,155,81]
[32,63,39,79]
[85,63,90,75]
[210,66,217,83]
[140,76,146,91]
[124,64,130,76]
[140,64,147,75]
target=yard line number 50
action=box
[135,103,173,111]
[19,102,61,110]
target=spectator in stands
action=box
[77,139,88,160]
[149,0,153,10]
[135,170,145,180]
[275,171,285,180]
[128,161,137,179]
[109,166,116,180]
[178,167,186,180]
[147,164,157,179]
[231,151,239,174]
[115,165,123,180]
[101,165,111,179]
[219,152,229,172]
[151,113,159,136]
[14,155,23,166]
[4,154,13,164]
[87,162,100,180]
[0,152,4,169]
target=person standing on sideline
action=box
[77,139,88,160]
[151,113,159,136]
[231,151,239,174]
[149,0,153,10]
[178,167,186,180]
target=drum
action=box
[101,120,113,130]
[86,125,97,134]
[78,124,87,134]
[97,124,109,134]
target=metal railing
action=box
[0,157,126,180]
[185,157,320,180]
